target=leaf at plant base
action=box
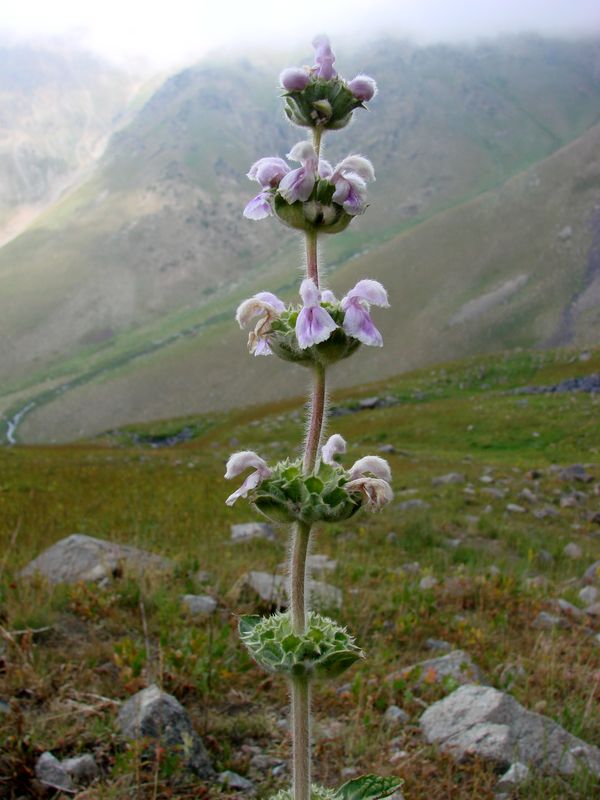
[334,775,404,800]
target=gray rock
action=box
[426,638,453,653]
[560,492,587,508]
[399,561,421,574]
[305,554,338,573]
[555,599,584,619]
[563,542,583,559]
[583,560,600,585]
[250,754,283,771]
[379,444,396,454]
[557,225,573,241]
[230,522,276,543]
[419,575,438,591]
[495,761,530,791]
[518,488,538,504]
[181,594,217,617]
[579,586,599,605]
[117,685,213,777]
[386,532,399,544]
[482,487,506,500]
[61,754,99,784]
[559,464,593,483]
[19,534,173,585]
[533,612,567,630]
[432,472,466,487]
[506,503,526,514]
[532,506,559,519]
[420,684,600,776]
[391,650,484,688]
[397,499,431,512]
[384,705,410,726]
[234,571,342,609]
[35,752,74,791]
[219,770,254,791]
[358,396,380,409]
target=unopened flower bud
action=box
[348,74,377,102]
[280,67,310,91]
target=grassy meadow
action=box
[1,347,600,798]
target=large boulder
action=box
[118,685,213,778]
[420,684,600,776]
[389,650,485,688]
[19,534,173,584]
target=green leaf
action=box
[334,775,404,800]
[238,615,262,637]
[317,649,363,678]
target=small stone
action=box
[391,650,485,687]
[555,599,584,619]
[230,523,276,543]
[358,396,380,409]
[181,594,217,617]
[426,638,453,653]
[519,488,538,504]
[559,464,593,483]
[585,602,600,618]
[488,565,502,578]
[532,505,559,519]
[305,554,337,573]
[432,472,466,486]
[419,575,438,591]
[250,754,283,771]
[563,542,583,559]
[379,444,396,454]
[557,225,573,241]
[533,612,568,630]
[194,570,211,583]
[583,560,600,584]
[443,538,462,549]
[496,762,530,791]
[61,754,99,784]
[399,561,421,574]
[384,705,410,726]
[579,586,599,605]
[537,549,554,566]
[386,532,399,544]
[482,487,506,500]
[219,770,254,791]
[397,499,431,512]
[560,492,587,508]
[588,511,600,525]
[480,475,494,484]
[35,753,74,791]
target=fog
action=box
[1,0,600,69]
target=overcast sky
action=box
[2,0,600,69]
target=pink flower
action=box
[348,75,377,102]
[225,451,272,506]
[346,453,393,511]
[243,192,273,220]
[341,279,389,347]
[295,278,338,349]
[312,35,337,80]
[330,155,375,216]
[236,291,286,355]
[321,434,347,465]
[278,141,319,204]
[244,157,291,220]
[280,67,310,91]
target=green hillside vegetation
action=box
[1,347,599,798]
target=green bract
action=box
[249,459,362,524]
[268,776,404,800]
[274,193,353,234]
[283,77,363,130]
[269,307,360,368]
[239,611,364,679]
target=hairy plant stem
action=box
[306,231,319,286]
[291,674,311,800]
[303,364,326,475]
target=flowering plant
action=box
[226,37,401,800]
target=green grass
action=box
[1,347,599,798]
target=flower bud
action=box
[348,74,378,102]
[280,67,310,91]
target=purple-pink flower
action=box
[280,67,311,92]
[330,155,375,216]
[296,278,337,349]
[225,451,272,506]
[346,453,393,511]
[348,74,378,102]
[244,157,291,220]
[236,291,286,355]
[341,279,389,347]
[278,142,319,205]
[312,35,337,80]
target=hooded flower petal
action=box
[312,35,337,80]
[341,279,389,346]
[333,155,376,184]
[280,67,310,91]
[248,157,290,188]
[278,143,319,204]
[348,74,378,102]
[348,455,391,482]
[320,289,338,304]
[321,434,347,465]
[295,278,338,349]
[330,156,375,215]
[243,192,273,220]
[225,451,272,506]
[346,477,393,511]
[236,292,285,356]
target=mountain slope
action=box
[12,118,600,443]
[2,36,600,397]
